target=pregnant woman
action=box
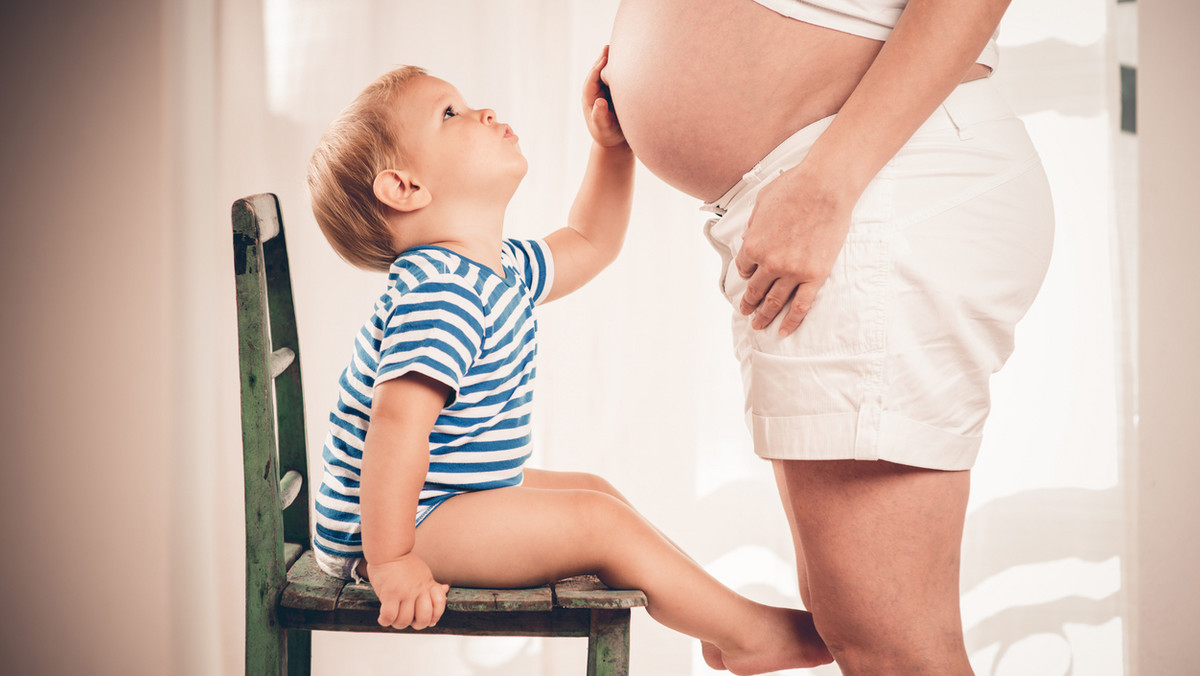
[605,0,1054,673]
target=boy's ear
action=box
[373,169,431,212]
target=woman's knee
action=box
[806,588,969,674]
[776,460,972,672]
[816,623,969,675]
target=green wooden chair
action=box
[232,193,647,676]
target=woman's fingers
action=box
[738,269,800,330]
[779,283,819,336]
[752,277,796,330]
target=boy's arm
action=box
[543,46,634,303]
[361,373,452,630]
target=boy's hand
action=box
[367,553,451,630]
[582,45,626,148]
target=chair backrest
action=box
[232,193,312,644]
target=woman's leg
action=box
[414,484,832,673]
[772,468,813,609]
[773,459,973,675]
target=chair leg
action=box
[586,609,631,676]
[286,629,312,676]
[246,610,286,675]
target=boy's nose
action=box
[480,108,497,124]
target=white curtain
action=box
[176,0,1129,673]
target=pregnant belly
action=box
[606,0,884,201]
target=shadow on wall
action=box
[963,486,1122,675]
[677,481,1123,676]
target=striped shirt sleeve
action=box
[377,276,485,402]
[503,238,555,305]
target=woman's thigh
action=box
[773,459,972,672]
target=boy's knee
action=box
[566,490,647,580]
[575,488,630,520]
[570,490,638,542]
[579,473,621,497]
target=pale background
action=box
[0,0,1195,674]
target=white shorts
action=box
[702,78,1054,470]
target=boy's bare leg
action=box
[522,467,632,503]
[413,484,833,674]
[522,468,700,560]
[523,467,734,667]
[773,459,973,675]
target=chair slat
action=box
[283,541,303,571]
[337,578,555,613]
[279,470,303,510]
[258,198,312,550]
[446,586,555,613]
[554,576,648,610]
[248,193,281,241]
[280,606,592,638]
[233,196,290,676]
[282,551,346,612]
[269,347,295,379]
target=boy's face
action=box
[390,75,527,200]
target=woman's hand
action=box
[367,552,450,630]
[733,163,856,337]
[582,45,626,148]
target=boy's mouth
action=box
[502,124,518,141]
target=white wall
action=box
[1133,0,1200,672]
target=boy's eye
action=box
[442,106,458,121]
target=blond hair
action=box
[307,66,427,272]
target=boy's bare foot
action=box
[710,607,833,675]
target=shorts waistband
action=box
[701,77,1014,216]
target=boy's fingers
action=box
[377,597,399,627]
[431,587,448,626]
[393,598,415,630]
[411,593,434,631]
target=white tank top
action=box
[749,0,999,70]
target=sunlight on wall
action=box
[960,0,1127,673]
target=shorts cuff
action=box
[752,410,981,471]
[314,547,364,581]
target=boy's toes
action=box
[701,641,728,671]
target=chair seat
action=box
[277,549,647,636]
